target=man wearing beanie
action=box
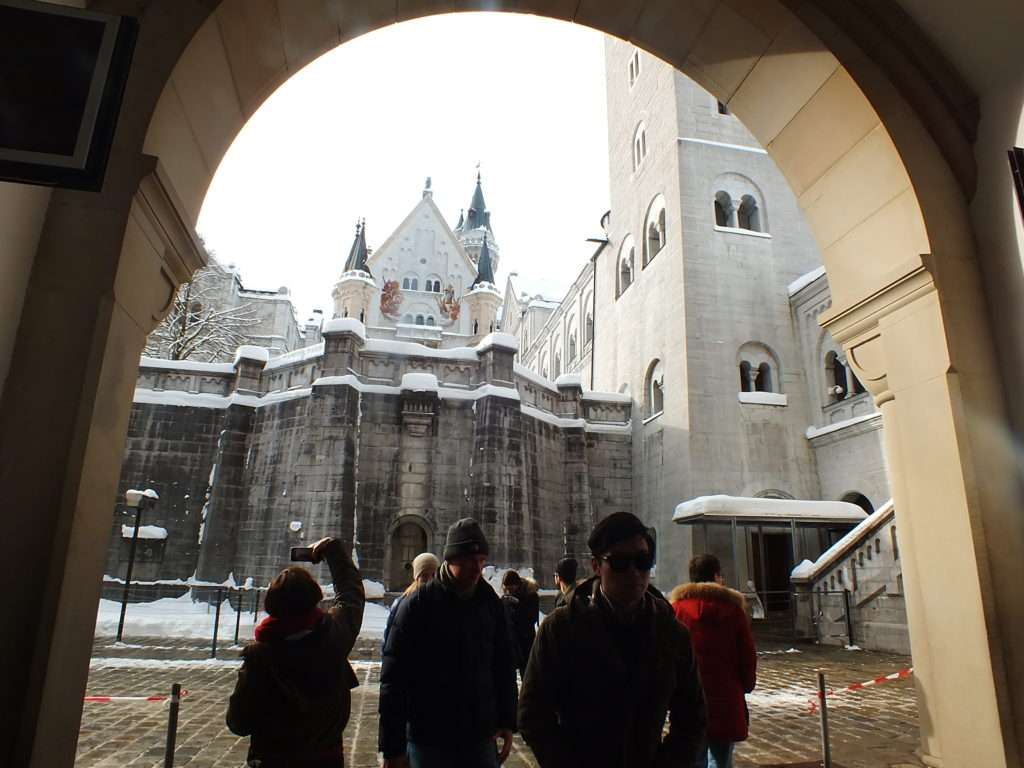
[519,512,705,767]
[379,518,517,768]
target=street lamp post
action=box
[116,488,159,643]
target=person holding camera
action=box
[226,536,365,768]
[518,512,706,768]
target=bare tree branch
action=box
[144,265,262,362]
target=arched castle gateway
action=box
[1,4,1022,767]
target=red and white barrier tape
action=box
[84,689,188,704]
[808,668,912,713]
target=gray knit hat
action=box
[443,518,489,560]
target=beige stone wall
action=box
[0,183,50,399]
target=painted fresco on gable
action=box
[437,285,461,324]
[380,279,403,319]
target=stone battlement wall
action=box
[109,327,633,589]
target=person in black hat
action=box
[553,557,578,610]
[379,518,517,768]
[518,512,705,768]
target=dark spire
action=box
[343,219,371,276]
[464,170,493,234]
[455,209,464,230]
[472,233,496,288]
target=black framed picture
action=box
[1011,147,1024,223]
[0,0,137,191]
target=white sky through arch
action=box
[198,13,610,321]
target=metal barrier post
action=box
[816,669,833,768]
[116,504,143,643]
[163,683,181,768]
[233,589,243,645]
[252,589,259,622]
[211,587,224,658]
[843,589,855,646]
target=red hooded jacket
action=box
[670,581,757,742]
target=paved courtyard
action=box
[76,633,923,768]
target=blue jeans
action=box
[407,738,499,768]
[693,740,734,768]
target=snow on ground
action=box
[95,595,392,640]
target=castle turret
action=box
[454,170,500,275]
[463,234,502,343]
[331,220,377,323]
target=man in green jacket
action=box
[519,513,706,768]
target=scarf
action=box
[254,607,325,643]
[437,561,478,600]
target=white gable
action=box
[365,196,479,335]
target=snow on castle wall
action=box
[107,332,633,591]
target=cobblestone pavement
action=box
[78,637,922,767]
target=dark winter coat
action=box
[670,582,757,743]
[506,579,540,671]
[226,542,365,767]
[378,575,518,759]
[518,576,706,768]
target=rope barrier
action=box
[84,689,189,703]
[808,668,912,713]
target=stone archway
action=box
[385,518,431,592]
[0,3,1022,767]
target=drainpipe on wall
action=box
[586,223,609,390]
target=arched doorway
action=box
[388,521,428,592]
[0,5,1021,767]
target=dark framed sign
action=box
[0,0,137,191]
[1011,147,1024,223]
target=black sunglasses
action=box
[600,552,655,573]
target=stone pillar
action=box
[194,404,255,584]
[0,161,206,767]
[463,284,503,345]
[320,318,367,377]
[232,345,268,394]
[828,261,1024,768]
[557,376,592,568]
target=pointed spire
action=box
[343,218,371,276]
[472,232,496,288]
[455,208,464,230]
[465,169,492,234]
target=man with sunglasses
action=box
[518,512,705,768]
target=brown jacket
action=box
[226,541,365,767]
[518,576,706,768]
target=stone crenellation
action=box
[108,324,632,591]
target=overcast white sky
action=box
[198,13,610,320]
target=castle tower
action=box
[463,233,502,342]
[454,171,501,275]
[331,220,377,322]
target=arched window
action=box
[633,123,647,171]
[540,352,549,379]
[737,342,781,394]
[643,196,667,266]
[402,278,410,289]
[425,316,435,326]
[717,100,729,115]
[424,276,442,293]
[714,191,734,227]
[644,360,664,418]
[415,315,425,325]
[825,351,847,403]
[402,313,413,324]
[568,333,577,362]
[628,48,641,87]
[473,320,479,334]
[737,195,760,232]
[617,237,635,296]
[585,313,594,344]
[553,352,562,379]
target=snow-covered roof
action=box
[475,332,518,354]
[139,357,235,374]
[787,265,827,297]
[121,524,168,540]
[673,495,868,525]
[400,372,439,392]
[322,317,367,339]
[555,373,582,389]
[234,345,270,365]
[264,341,325,371]
[791,500,895,582]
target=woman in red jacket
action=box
[670,554,757,768]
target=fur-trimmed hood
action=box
[669,581,747,610]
